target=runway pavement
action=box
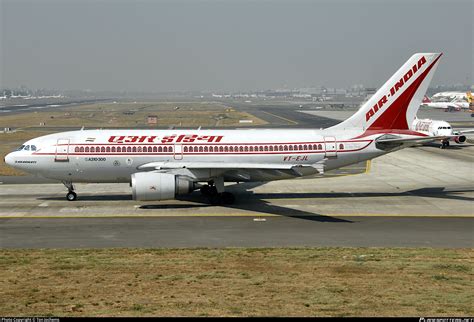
[0,145,472,248]
[1,216,472,248]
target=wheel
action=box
[221,192,235,205]
[66,191,77,201]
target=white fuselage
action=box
[6,128,383,183]
[421,101,469,110]
[411,118,453,137]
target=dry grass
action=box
[0,248,472,317]
[0,102,266,128]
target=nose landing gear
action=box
[66,191,77,201]
[63,181,77,201]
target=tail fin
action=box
[422,95,431,104]
[330,53,442,131]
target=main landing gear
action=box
[200,178,235,205]
[63,181,77,201]
[440,140,450,149]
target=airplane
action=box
[421,91,472,112]
[5,53,450,204]
[411,117,473,148]
[432,91,469,100]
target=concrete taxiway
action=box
[0,144,472,248]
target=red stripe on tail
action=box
[368,54,442,130]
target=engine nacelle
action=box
[131,172,195,201]
[454,135,466,144]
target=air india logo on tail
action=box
[366,56,427,122]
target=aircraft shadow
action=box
[37,185,471,221]
[243,187,474,203]
[40,194,133,201]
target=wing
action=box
[137,159,328,180]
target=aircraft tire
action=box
[66,191,77,201]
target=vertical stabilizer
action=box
[330,53,442,131]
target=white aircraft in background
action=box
[5,53,449,203]
[411,117,473,148]
[432,91,469,100]
[421,91,472,112]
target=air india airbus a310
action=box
[5,53,453,204]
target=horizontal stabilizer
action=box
[375,134,452,149]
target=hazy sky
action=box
[1,0,472,92]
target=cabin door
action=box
[55,139,70,162]
[324,136,337,158]
[174,144,183,160]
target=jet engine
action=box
[131,172,195,201]
[454,135,466,144]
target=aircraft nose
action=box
[4,152,14,166]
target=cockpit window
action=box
[15,144,37,151]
